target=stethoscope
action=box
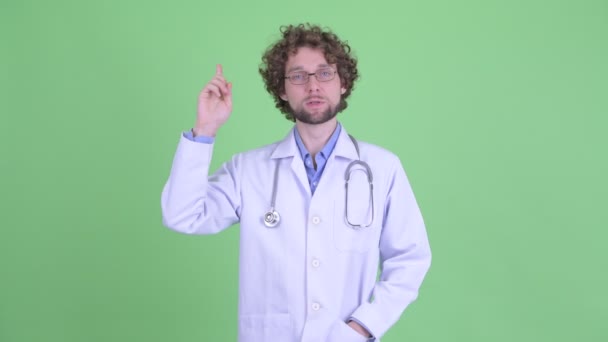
[263,135,374,229]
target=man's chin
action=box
[293,107,337,125]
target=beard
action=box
[291,99,344,125]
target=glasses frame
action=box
[284,68,338,85]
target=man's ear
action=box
[280,93,288,101]
[341,87,346,95]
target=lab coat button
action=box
[312,259,320,268]
[312,302,321,311]
[312,216,321,225]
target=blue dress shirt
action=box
[293,123,341,194]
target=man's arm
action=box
[161,64,239,234]
[349,157,432,339]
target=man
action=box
[161,24,431,342]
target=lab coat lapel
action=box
[331,126,360,161]
[270,128,311,196]
[312,126,360,198]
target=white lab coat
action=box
[161,125,431,342]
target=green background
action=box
[1,0,607,341]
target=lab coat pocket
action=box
[326,319,370,342]
[332,169,381,253]
[238,313,292,341]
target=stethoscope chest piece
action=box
[263,209,280,228]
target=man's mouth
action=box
[305,97,325,106]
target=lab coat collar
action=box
[270,123,359,161]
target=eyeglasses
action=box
[284,68,337,85]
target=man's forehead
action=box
[286,63,332,72]
[285,46,334,71]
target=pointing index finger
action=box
[216,64,223,76]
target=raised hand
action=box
[194,64,233,137]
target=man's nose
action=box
[306,75,321,92]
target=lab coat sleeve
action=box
[349,157,431,339]
[161,134,241,234]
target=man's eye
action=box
[318,70,333,79]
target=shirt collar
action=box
[294,122,342,161]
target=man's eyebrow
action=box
[286,66,304,73]
[286,64,332,73]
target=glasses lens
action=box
[289,71,308,84]
[317,69,335,81]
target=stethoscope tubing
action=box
[263,134,373,228]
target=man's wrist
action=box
[192,124,219,137]
[347,320,372,338]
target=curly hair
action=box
[259,24,359,122]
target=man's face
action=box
[280,47,346,125]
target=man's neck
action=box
[295,119,338,158]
